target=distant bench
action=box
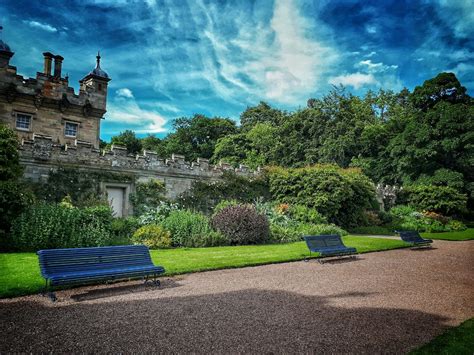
[37,245,165,301]
[395,230,433,248]
[303,235,357,263]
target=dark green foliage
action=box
[33,167,134,206]
[177,171,271,213]
[0,124,23,180]
[287,205,328,224]
[267,165,377,227]
[0,180,35,250]
[158,114,237,161]
[211,205,270,245]
[111,130,143,154]
[240,101,285,130]
[11,204,114,251]
[129,179,166,215]
[110,217,140,245]
[403,185,467,215]
[161,210,226,247]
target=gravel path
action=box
[1,240,473,353]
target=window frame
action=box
[64,121,79,138]
[15,112,33,132]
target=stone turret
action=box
[0,26,14,68]
[80,52,111,112]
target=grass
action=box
[0,236,408,299]
[421,228,474,241]
[411,318,474,354]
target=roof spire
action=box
[96,51,101,68]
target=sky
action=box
[1,0,473,141]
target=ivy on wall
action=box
[32,166,136,207]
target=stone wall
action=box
[20,135,257,202]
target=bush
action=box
[269,224,301,243]
[0,181,35,250]
[129,179,166,215]
[177,171,271,213]
[132,224,172,249]
[254,200,291,227]
[389,205,467,232]
[161,210,226,247]
[349,226,395,235]
[213,199,239,215]
[138,201,179,225]
[110,216,140,245]
[296,223,348,237]
[404,184,467,216]
[211,205,270,245]
[287,205,327,224]
[11,203,113,251]
[267,165,376,227]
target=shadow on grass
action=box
[0,289,451,353]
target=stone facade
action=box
[19,135,256,216]
[0,46,108,149]
[0,35,256,216]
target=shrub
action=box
[267,165,376,227]
[213,199,239,215]
[287,205,327,224]
[296,223,348,237]
[404,184,467,216]
[132,224,172,249]
[269,224,301,243]
[446,220,467,231]
[161,210,226,247]
[211,205,270,245]
[110,216,140,245]
[129,179,166,215]
[138,201,179,225]
[349,226,395,235]
[177,171,271,213]
[11,203,113,251]
[254,200,291,227]
[0,180,35,250]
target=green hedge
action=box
[267,165,377,227]
[11,204,114,251]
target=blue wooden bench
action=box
[395,230,433,248]
[37,245,165,301]
[303,235,357,263]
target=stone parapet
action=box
[19,136,258,180]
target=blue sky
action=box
[1,0,473,141]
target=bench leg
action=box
[41,280,57,302]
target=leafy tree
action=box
[111,130,143,154]
[162,114,237,161]
[0,124,23,180]
[240,101,285,130]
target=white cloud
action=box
[358,59,398,72]
[365,25,377,34]
[433,0,474,38]
[329,73,378,89]
[23,20,57,33]
[106,99,167,134]
[116,88,134,98]
[366,51,377,57]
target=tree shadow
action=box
[0,289,451,353]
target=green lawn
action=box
[0,236,407,299]
[411,318,474,355]
[421,228,474,241]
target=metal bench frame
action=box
[395,230,433,249]
[37,245,165,301]
[303,235,357,263]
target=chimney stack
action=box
[53,55,64,78]
[43,52,54,76]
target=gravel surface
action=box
[1,240,473,353]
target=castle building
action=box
[0,35,109,149]
[0,32,254,217]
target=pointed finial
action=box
[96,51,101,68]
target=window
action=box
[15,113,31,131]
[65,122,78,137]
